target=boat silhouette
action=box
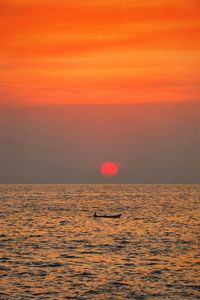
[93,211,121,219]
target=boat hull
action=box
[93,214,121,219]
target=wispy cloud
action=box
[0,0,199,105]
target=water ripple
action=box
[0,184,199,299]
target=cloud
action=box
[0,0,199,105]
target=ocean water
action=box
[0,184,199,300]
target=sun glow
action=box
[101,162,119,177]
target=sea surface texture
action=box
[0,184,200,300]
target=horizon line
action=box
[0,100,200,108]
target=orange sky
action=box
[1,0,200,105]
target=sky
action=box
[1,0,200,105]
[0,0,200,183]
[0,102,199,183]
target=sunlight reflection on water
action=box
[0,184,200,299]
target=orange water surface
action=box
[0,184,199,299]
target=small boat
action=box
[93,211,121,219]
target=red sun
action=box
[101,162,119,177]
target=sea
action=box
[0,184,199,300]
